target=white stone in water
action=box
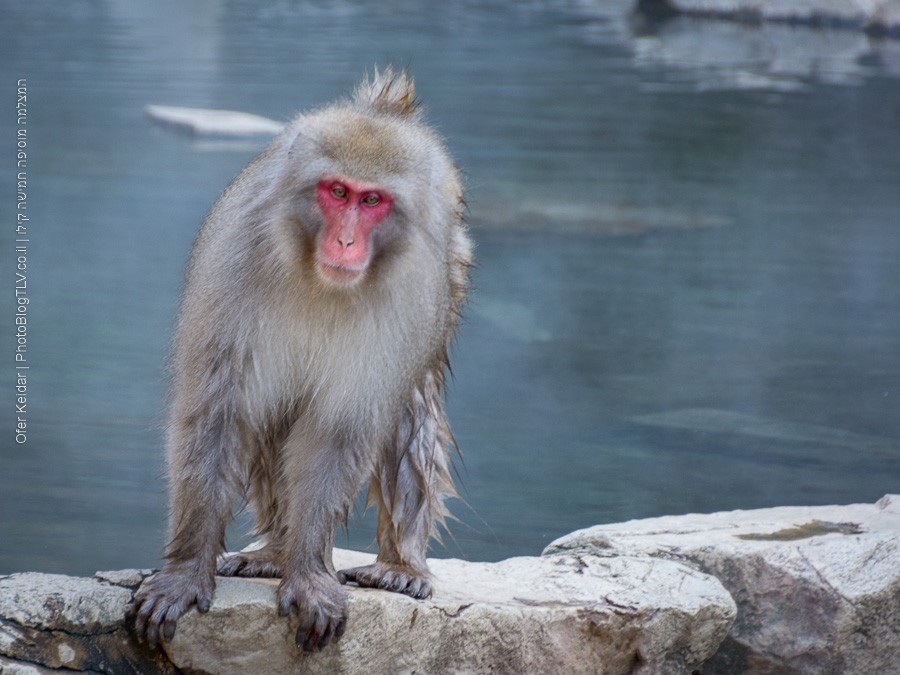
[145,105,284,137]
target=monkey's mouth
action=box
[317,259,365,283]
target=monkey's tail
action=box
[354,65,420,119]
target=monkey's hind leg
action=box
[217,451,285,578]
[339,372,456,600]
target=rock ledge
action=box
[3,496,895,674]
[0,548,733,675]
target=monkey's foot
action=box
[277,572,348,652]
[130,564,215,649]
[217,548,283,578]
[338,562,433,599]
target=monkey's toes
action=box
[339,563,433,599]
[217,551,283,578]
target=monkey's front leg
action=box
[278,431,357,652]
[132,411,241,648]
[339,372,456,600]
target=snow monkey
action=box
[132,68,471,652]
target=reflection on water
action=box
[1,1,899,575]
[633,409,899,453]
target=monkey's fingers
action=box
[278,576,348,651]
[277,592,294,617]
[146,601,169,649]
[334,615,348,640]
[299,608,347,652]
[300,609,328,652]
[131,594,158,646]
[132,570,215,650]
[314,614,345,649]
[162,603,184,643]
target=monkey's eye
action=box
[330,185,347,200]
[362,194,381,206]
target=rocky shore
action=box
[1,495,896,674]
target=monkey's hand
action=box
[338,562,433,600]
[277,571,348,652]
[130,564,215,649]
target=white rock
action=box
[165,548,735,674]
[546,495,900,674]
[145,105,284,137]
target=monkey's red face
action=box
[315,176,394,284]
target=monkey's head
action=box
[275,70,460,290]
[312,173,394,284]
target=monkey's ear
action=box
[354,65,420,119]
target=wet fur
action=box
[132,68,471,651]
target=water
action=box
[2,1,899,576]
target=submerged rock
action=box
[546,494,900,674]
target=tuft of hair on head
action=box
[353,66,420,119]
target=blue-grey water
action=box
[2,1,899,575]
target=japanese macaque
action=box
[131,68,471,652]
